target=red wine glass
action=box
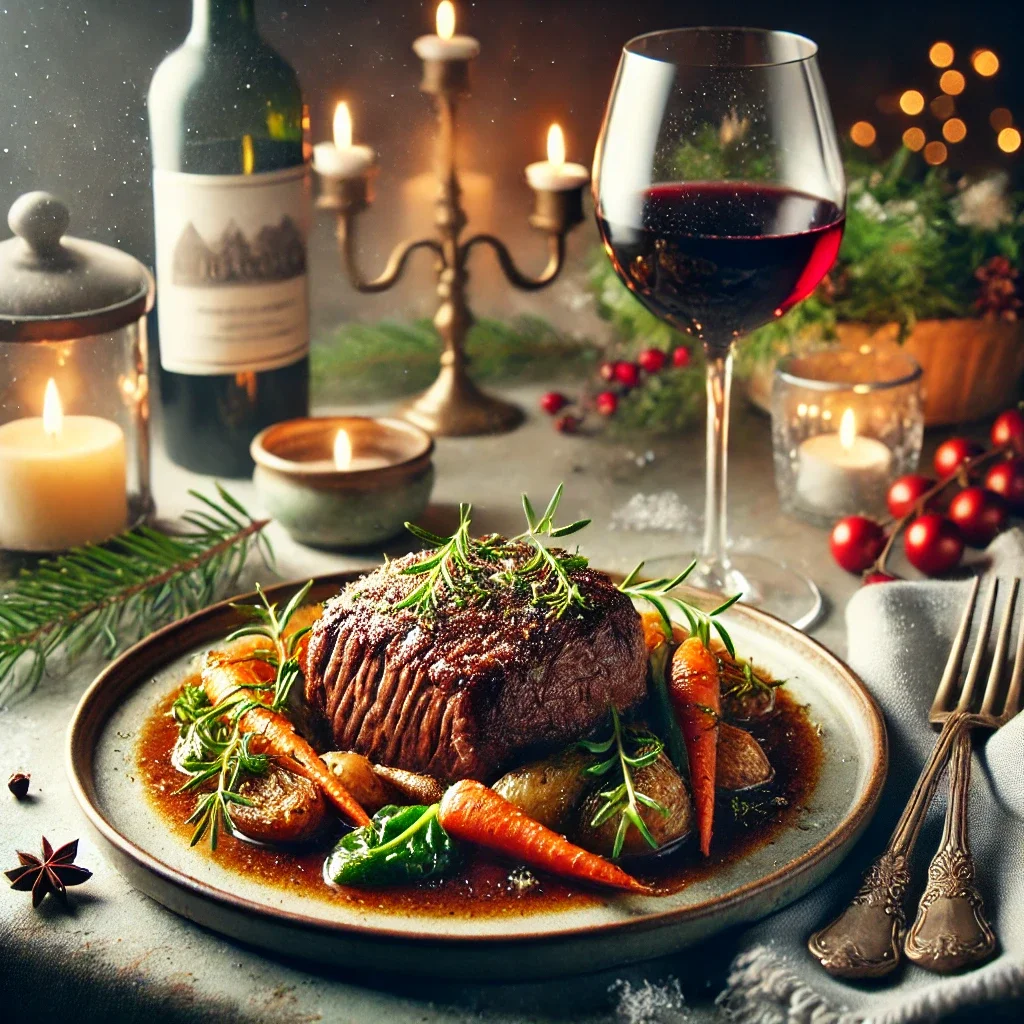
[593,28,845,627]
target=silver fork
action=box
[903,577,1023,973]
[808,577,984,979]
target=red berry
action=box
[933,437,984,478]
[904,514,964,576]
[886,474,936,518]
[614,361,640,388]
[672,346,692,369]
[554,413,581,434]
[599,361,617,383]
[539,391,569,415]
[863,571,899,585]
[984,457,1024,512]
[637,348,667,373]
[595,390,619,416]
[947,486,1008,547]
[991,408,1024,453]
[830,516,886,574]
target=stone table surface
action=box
[0,383,912,1023]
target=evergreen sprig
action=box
[0,485,271,705]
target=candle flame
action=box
[333,428,353,470]
[42,378,63,438]
[547,124,565,168]
[333,102,353,149]
[437,0,455,40]
[839,408,856,451]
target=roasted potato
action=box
[321,751,398,814]
[231,765,327,844]
[716,722,774,791]
[492,748,595,831]
[572,752,693,859]
[372,764,445,806]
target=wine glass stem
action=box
[701,347,733,573]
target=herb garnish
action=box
[580,707,669,859]
[617,561,741,657]
[171,581,313,849]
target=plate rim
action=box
[66,570,887,948]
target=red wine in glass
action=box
[597,182,845,348]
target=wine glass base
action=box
[649,552,824,632]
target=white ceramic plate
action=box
[67,572,886,980]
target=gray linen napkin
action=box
[719,531,1024,1023]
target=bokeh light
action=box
[900,90,926,115]
[942,118,967,143]
[929,42,955,68]
[902,127,926,152]
[940,70,966,96]
[930,95,955,119]
[990,108,1013,131]
[850,121,877,147]
[998,127,1022,154]
[923,141,948,165]
[972,49,999,76]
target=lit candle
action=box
[312,102,376,179]
[0,379,127,551]
[795,408,893,515]
[413,1,480,62]
[526,124,590,192]
[332,427,391,472]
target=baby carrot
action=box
[669,636,720,856]
[202,655,371,828]
[438,780,650,894]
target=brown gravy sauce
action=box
[136,677,822,919]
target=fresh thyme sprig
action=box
[618,561,741,657]
[721,658,783,703]
[171,579,314,849]
[0,485,271,706]
[580,707,669,859]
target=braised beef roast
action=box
[303,543,647,782]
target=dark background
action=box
[1,0,1023,318]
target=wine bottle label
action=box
[153,165,310,375]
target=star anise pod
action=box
[5,838,92,908]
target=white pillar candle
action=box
[525,124,590,192]
[0,379,127,551]
[312,102,376,180]
[413,1,480,61]
[795,408,893,515]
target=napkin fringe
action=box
[718,945,1024,1024]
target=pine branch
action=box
[0,485,272,706]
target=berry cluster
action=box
[539,346,692,434]
[829,408,1024,581]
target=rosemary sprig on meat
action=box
[580,708,669,859]
[618,561,741,656]
[171,582,313,848]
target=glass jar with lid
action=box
[0,191,154,551]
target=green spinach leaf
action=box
[323,804,458,887]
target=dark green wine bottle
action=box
[149,0,309,477]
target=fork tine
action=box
[930,576,982,718]
[1003,585,1024,722]
[958,579,999,712]
[981,578,1019,718]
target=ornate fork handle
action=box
[904,727,997,972]
[808,711,969,979]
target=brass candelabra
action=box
[316,54,588,437]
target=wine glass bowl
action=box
[593,27,845,627]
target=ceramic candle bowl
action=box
[251,416,434,549]
[772,345,924,526]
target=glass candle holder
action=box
[772,344,924,527]
[0,192,153,552]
